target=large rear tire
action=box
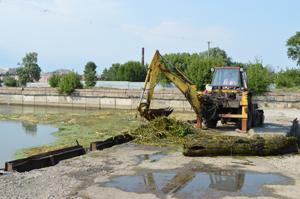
[204,119,218,128]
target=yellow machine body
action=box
[138,50,264,132]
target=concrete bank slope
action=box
[0,144,300,199]
[0,87,300,111]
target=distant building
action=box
[0,67,73,87]
[39,69,72,83]
[0,67,18,81]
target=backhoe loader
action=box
[138,50,264,132]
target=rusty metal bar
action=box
[90,134,134,151]
[4,145,86,172]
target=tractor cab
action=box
[210,67,247,90]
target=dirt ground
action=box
[0,108,300,199]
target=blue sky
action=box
[0,0,299,73]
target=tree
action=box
[100,62,146,82]
[117,61,146,81]
[202,47,232,65]
[163,52,192,71]
[286,32,300,66]
[246,60,273,94]
[185,55,226,90]
[101,63,121,80]
[58,72,83,95]
[160,53,193,85]
[16,67,30,86]
[158,47,233,87]
[16,52,41,86]
[48,73,61,88]
[84,61,97,87]
[3,73,17,87]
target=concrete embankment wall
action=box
[0,87,299,110]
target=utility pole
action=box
[207,41,211,58]
[141,47,145,66]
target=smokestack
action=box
[141,47,145,66]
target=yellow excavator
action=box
[138,50,264,132]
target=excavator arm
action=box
[138,50,202,127]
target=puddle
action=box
[136,152,165,163]
[264,124,286,129]
[102,169,291,198]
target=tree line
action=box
[100,31,300,94]
[2,31,300,95]
[2,53,98,95]
[100,61,146,82]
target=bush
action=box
[3,76,17,87]
[48,74,61,88]
[275,68,300,88]
[58,72,83,95]
[246,60,273,94]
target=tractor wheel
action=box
[254,109,264,126]
[204,119,218,128]
[247,110,253,129]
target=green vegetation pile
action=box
[130,117,194,146]
[130,116,299,156]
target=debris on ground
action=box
[130,117,299,156]
[183,134,298,156]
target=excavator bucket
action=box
[140,107,174,121]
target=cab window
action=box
[211,68,241,87]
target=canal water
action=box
[0,120,57,168]
[0,105,64,168]
[0,104,128,168]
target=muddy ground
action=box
[1,108,300,199]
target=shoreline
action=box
[0,108,143,159]
[0,106,299,159]
[1,143,300,199]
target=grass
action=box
[0,109,143,158]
